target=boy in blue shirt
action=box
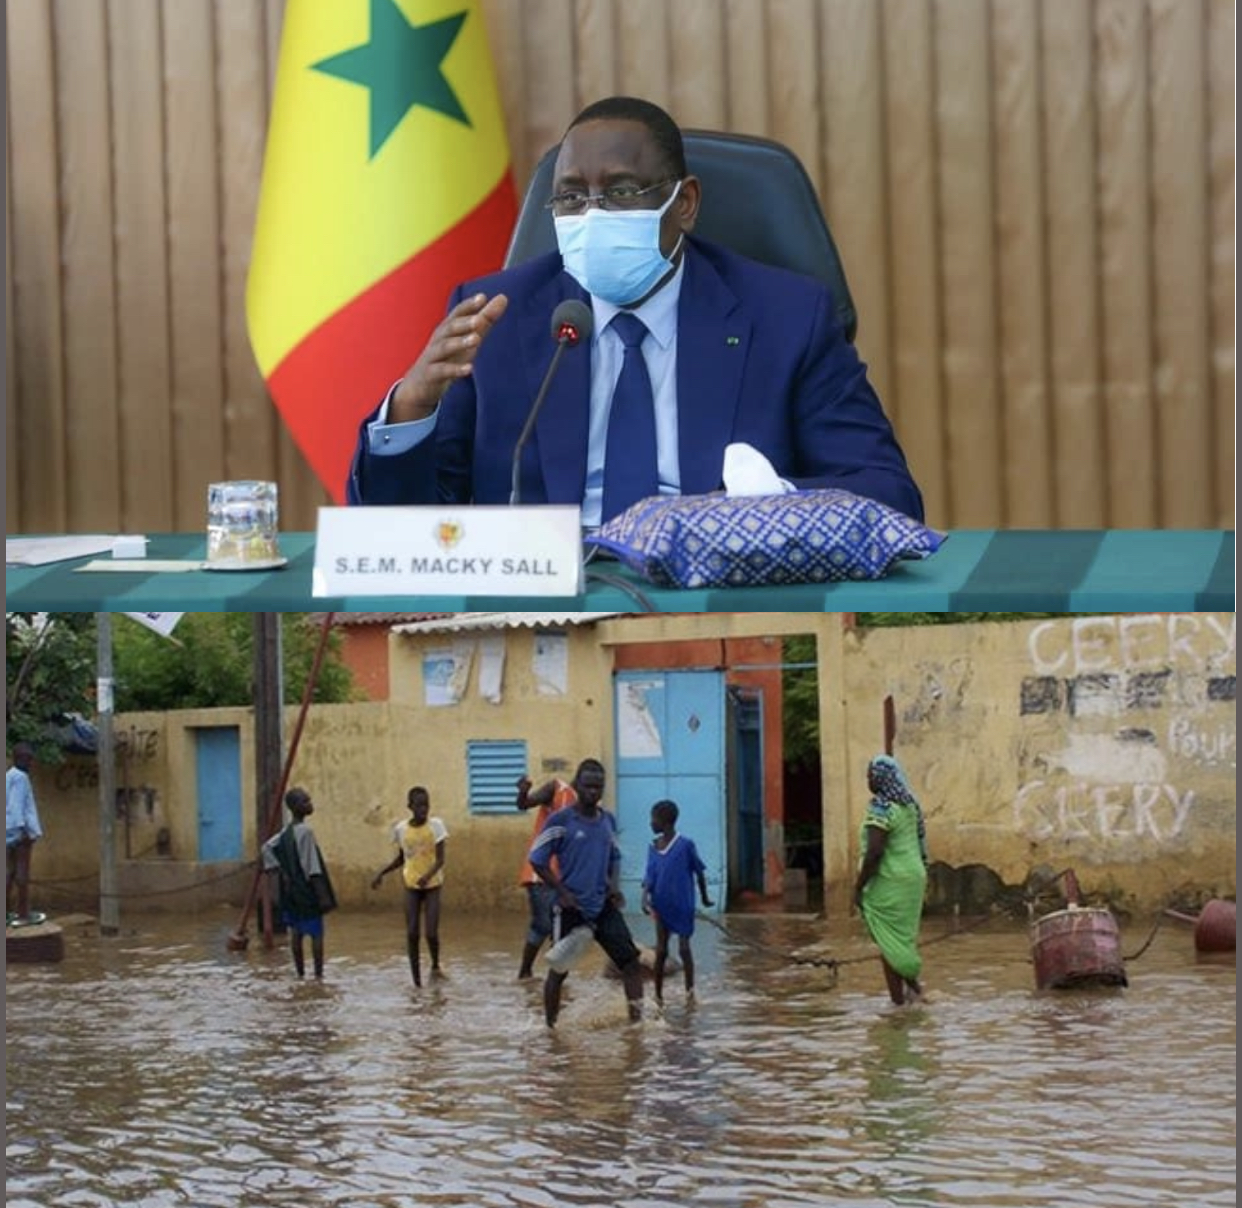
[528,759,644,1027]
[641,799,714,1005]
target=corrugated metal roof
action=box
[392,612,623,635]
[306,612,454,628]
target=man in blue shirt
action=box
[348,95,923,526]
[6,742,45,927]
[528,758,644,1026]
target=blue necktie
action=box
[601,312,659,523]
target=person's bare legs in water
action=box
[880,958,923,1005]
[404,886,445,987]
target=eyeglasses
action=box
[546,178,678,216]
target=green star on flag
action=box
[313,0,471,158]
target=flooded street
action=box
[6,907,1235,1208]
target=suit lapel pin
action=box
[726,336,740,346]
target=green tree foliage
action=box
[782,634,821,771]
[112,615,357,711]
[6,613,98,762]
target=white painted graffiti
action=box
[1167,717,1237,767]
[1028,614,1235,677]
[1014,780,1195,842]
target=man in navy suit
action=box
[348,96,923,525]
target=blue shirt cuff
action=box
[366,383,438,455]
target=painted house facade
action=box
[26,613,1236,920]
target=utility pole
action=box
[253,614,284,944]
[96,614,120,935]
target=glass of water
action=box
[206,480,280,565]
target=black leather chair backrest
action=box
[503,129,858,343]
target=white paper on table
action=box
[6,536,119,566]
[77,560,203,573]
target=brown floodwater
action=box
[5,906,1235,1208]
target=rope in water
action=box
[698,893,1166,986]
[693,908,1002,990]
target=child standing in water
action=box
[641,799,714,1005]
[514,773,576,979]
[261,787,337,979]
[372,786,448,987]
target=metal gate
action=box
[612,670,726,911]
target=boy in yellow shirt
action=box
[372,786,448,987]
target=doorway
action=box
[726,685,764,898]
[609,632,825,912]
[193,726,242,861]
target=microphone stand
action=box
[510,338,573,506]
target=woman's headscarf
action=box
[868,755,917,806]
[867,755,929,865]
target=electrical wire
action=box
[584,566,657,612]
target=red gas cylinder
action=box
[1194,899,1236,953]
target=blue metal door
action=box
[613,670,725,911]
[195,727,242,861]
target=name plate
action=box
[312,505,583,598]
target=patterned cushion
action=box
[584,490,944,589]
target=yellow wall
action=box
[29,629,617,915]
[29,614,1234,919]
[822,613,1237,914]
[299,626,616,910]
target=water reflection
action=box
[6,909,1235,1207]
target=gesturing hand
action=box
[390,292,509,423]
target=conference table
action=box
[5,530,1233,612]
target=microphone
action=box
[510,299,593,506]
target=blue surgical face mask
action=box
[554,181,683,306]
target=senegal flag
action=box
[246,0,518,500]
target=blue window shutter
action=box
[466,739,528,814]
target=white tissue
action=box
[722,443,795,497]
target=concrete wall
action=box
[296,625,616,912]
[27,614,1234,920]
[38,707,265,915]
[820,613,1236,915]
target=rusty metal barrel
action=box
[1194,899,1236,953]
[1030,906,1128,990]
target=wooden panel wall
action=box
[5,0,1234,534]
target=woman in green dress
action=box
[853,755,930,1005]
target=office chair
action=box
[503,129,858,343]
